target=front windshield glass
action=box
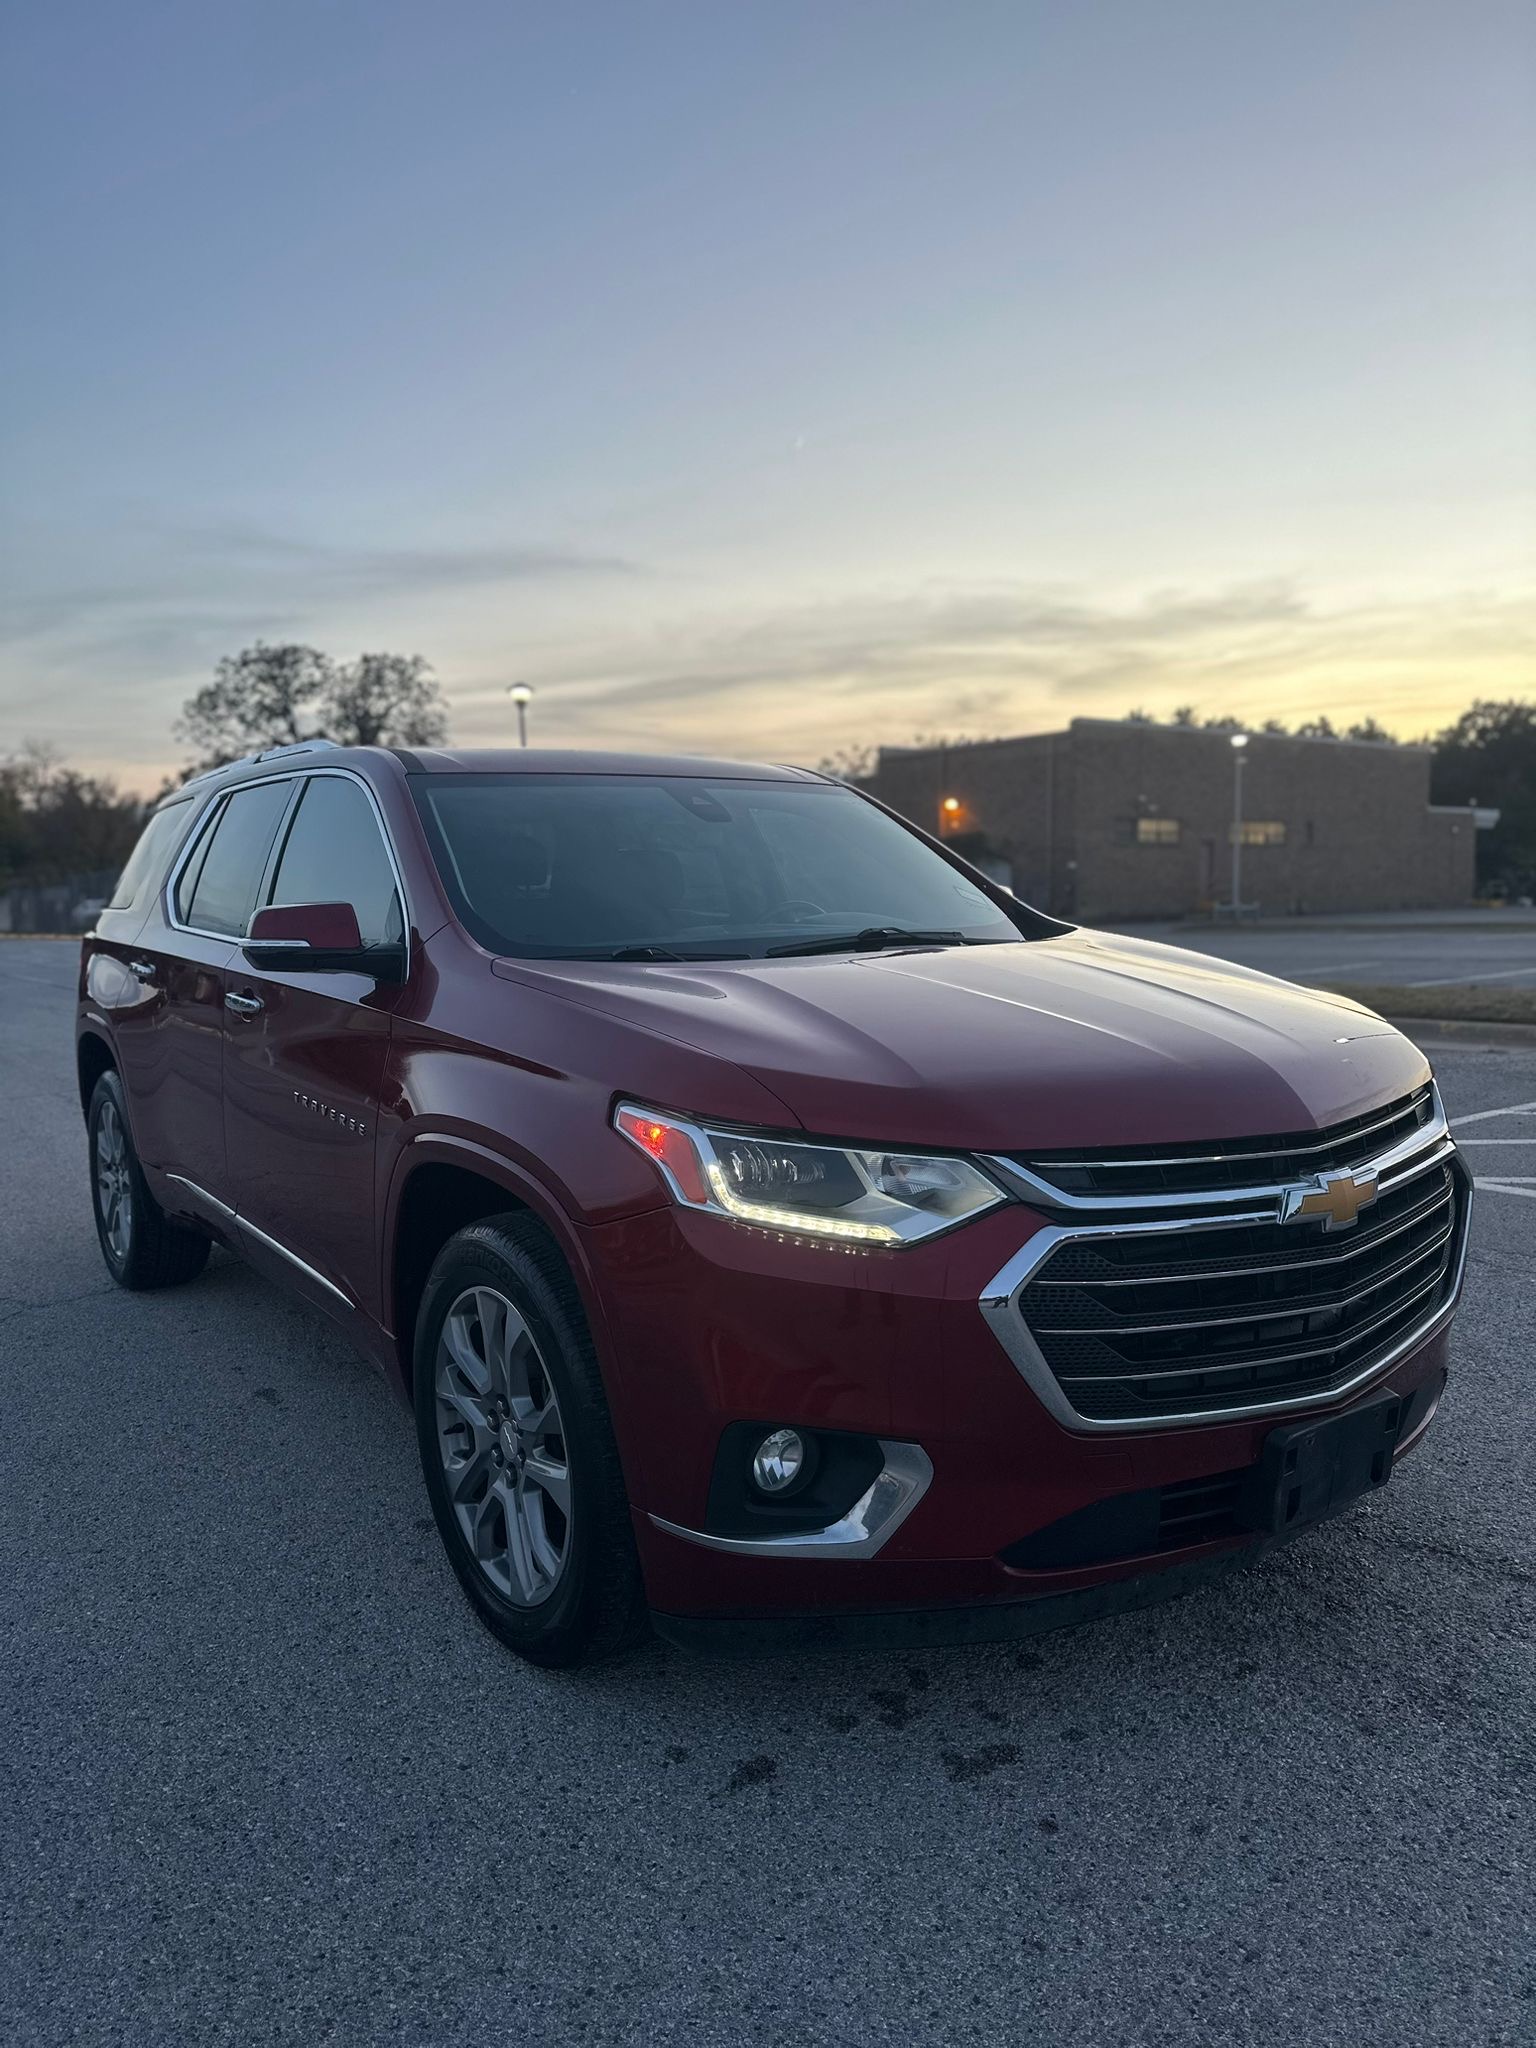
[413,773,1035,959]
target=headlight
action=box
[614,1102,1005,1245]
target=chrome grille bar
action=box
[1027,1221,1454,1338]
[1029,1088,1433,1175]
[1062,1176,1453,1287]
[983,1094,1453,1216]
[1048,1270,1448,1386]
[977,1086,1472,1433]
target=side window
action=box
[183,782,296,936]
[172,805,220,923]
[107,801,193,910]
[267,776,404,946]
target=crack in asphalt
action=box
[0,1283,123,1324]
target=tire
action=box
[414,1215,648,1668]
[87,1070,210,1291]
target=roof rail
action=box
[253,736,342,763]
[177,735,342,792]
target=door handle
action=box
[128,958,157,983]
[225,991,265,1016]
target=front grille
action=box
[1009,1084,1435,1201]
[988,1091,1467,1426]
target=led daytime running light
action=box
[703,1161,898,1242]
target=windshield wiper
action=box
[765,926,969,958]
[603,944,748,962]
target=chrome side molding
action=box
[164,1173,353,1311]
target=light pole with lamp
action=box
[1228,731,1248,916]
[507,682,534,748]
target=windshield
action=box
[413,773,1038,959]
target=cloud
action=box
[6,558,1530,789]
[452,576,1536,759]
[178,523,642,596]
[0,524,641,655]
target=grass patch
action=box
[1323,982,1536,1026]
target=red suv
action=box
[78,741,1470,1664]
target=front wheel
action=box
[414,1215,648,1668]
[87,1071,210,1291]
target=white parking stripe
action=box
[1475,1181,1536,1200]
[1455,1137,1536,1145]
[1452,1099,1536,1126]
[1409,966,1536,988]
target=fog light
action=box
[751,1428,806,1495]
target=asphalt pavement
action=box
[2,939,1532,2048]
[1106,914,1536,993]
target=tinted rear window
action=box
[107,801,194,910]
[181,782,295,937]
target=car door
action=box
[113,778,298,1213]
[221,770,405,1319]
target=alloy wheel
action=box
[95,1099,134,1263]
[434,1286,572,1606]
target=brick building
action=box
[868,719,1479,921]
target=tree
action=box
[175,643,335,770]
[0,744,145,886]
[174,641,449,771]
[1344,717,1397,744]
[1294,715,1337,739]
[1430,699,1536,895]
[325,652,448,749]
[813,742,878,783]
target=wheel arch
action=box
[77,1028,117,1119]
[385,1140,609,1399]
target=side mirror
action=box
[244,902,406,983]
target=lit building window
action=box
[1232,821,1287,846]
[1135,818,1182,846]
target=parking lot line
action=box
[1409,966,1536,988]
[1475,1180,1536,1199]
[1451,1098,1536,1126]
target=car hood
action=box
[493,929,1428,1152]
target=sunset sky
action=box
[2,0,1532,792]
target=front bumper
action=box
[581,1188,1460,1634]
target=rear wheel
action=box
[87,1071,210,1290]
[414,1215,648,1668]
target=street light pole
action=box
[1229,732,1248,915]
[508,682,534,748]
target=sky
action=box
[1,0,1532,791]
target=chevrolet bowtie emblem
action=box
[1280,1167,1380,1231]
